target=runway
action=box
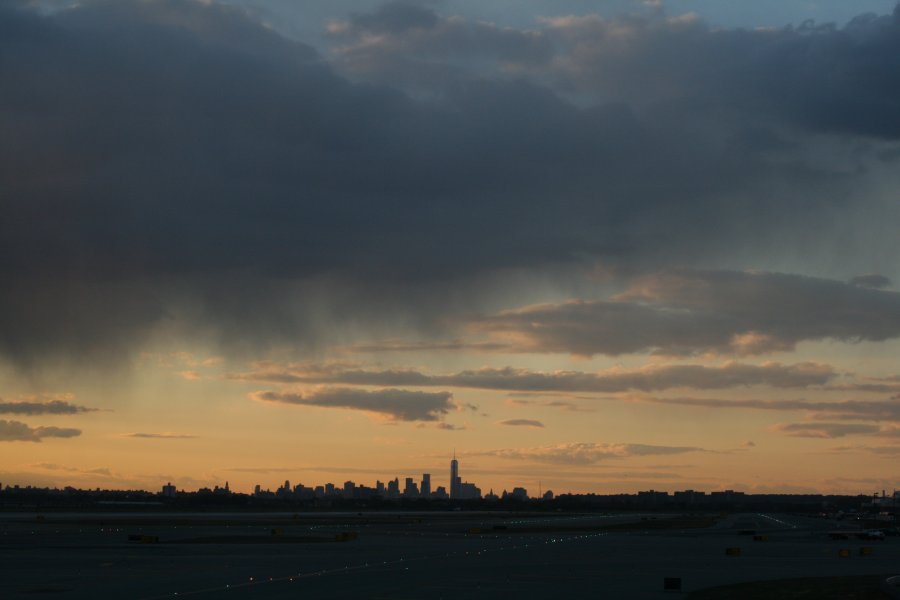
[2,511,896,598]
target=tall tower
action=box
[450,451,459,499]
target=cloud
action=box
[341,340,510,354]
[329,3,900,144]
[125,432,197,439]
[473,442,704,465]
[825,381,900,394]
[31,463,113,477]
[328,1,553,87]
[539,8,900,139]
[433,422,466,431]
[476,270,900,356]
[223,466,300,474]
[831,444,900,457]
[228,359,837,392]
[342,2,441,34]
[0,0,898,371]
[546,400,591,412]
[637,396,900,421]
[850,274,892,289]
[769,422,882,438]
[497,419,545,428]
[0,419,81,442]
[252,387,454,422]
[0,399,98,415]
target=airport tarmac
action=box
[2,511,897,599]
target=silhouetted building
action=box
[355,484,378,499]
[458,482,481,499]
[277,480,293,499]
[450,453,460,499]
[387,478,400,499]
[161,482,176,498]
[421,473,431,498]
[638,490,669,506]
[673,490,705,505]
[710,490,745,505]
[343,481,356,499]
[404,477,419,499]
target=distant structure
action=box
[343,481,355,499]
[404,477,419,499]
[504,487,528,501]
[387,478,400,499]
[450,452,460,498]
[161,482,176,498]
[421,473,431,498]
[449,452,481,499]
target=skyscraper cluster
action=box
[244,454,485,500]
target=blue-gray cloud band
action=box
[1,1,899,366]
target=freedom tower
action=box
[450,451,460,499]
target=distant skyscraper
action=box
[421,473,431,498]
[404,477,419,498]
[450,452,460,499]
[387,477,400,499]
[343,481,356,499]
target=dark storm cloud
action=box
[477,270,900,356]
[252,387,454,421]
[850,274,892,289]
[2,1,900,367]
[0,399,98,415]
[329,1,553,85]
[542,9,900,139]
[331,4,900,138]
[0,419,81,442]
[343,2,440,34]
[228,360,836,391]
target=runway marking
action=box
[138,530,610,598]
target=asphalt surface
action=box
[2,511,897,599]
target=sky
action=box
[2,0,900,496]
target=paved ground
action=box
[2,511,897,599]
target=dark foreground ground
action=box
[2,511,897,599]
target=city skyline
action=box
[2,0,900,497]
